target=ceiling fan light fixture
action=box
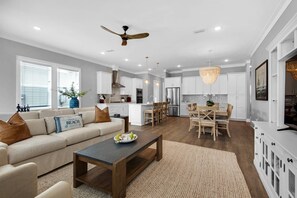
[199,66,221,85]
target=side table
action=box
[112,115,129,132]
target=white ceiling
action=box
[0,0,288,73]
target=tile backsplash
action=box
[182,95,228,105]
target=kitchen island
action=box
[129,103,153,126]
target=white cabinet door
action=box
[228,73,246,120]
[203,84,211,95]
[211,77,220,94]
[182,77,196,95]
[97,71,112,94]
[120,76,132,95]
[219,74,228,94]
[180,103,188,116]
[195,77,203,94]
[165,77,181,88]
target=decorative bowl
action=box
[114,132,138,143]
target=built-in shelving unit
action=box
[267,18,297,127]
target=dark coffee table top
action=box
[76,131,161,165]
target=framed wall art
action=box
[255,60,268,101]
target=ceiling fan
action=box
[101,25,149,46]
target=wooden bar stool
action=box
[144,103,160,127]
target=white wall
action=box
[250,0,297,121]
[0,37,135,116]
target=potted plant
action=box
[59,82,88,108]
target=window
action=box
[20,61,52,108]
[57,68,79,108]
[17,57,81,109]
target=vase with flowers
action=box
[59,82,88,108]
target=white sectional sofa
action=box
[0,107,124,176]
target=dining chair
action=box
[188,103,199,132]
[216,104,233,137]
[197,106,217,141]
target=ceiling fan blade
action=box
[127,33,149,40]
[121,40,127,46]
[100,25,121,36]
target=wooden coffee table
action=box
[73,132,162,198]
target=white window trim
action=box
[16,56,81,110]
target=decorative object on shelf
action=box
[255,60,268,100]
[199,66,221,84]
[206,94,214,106]
[99,94,105,103]
[286,59,297,80]
[16,104,30,112]
[199,50,221,85]
[59,82,88,108]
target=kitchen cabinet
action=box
[97,103,129,116]
[227,73,246,120]
[253,122,297,198]
[165,77,181,88]
[180,103,189,117]
[182,75,227,95]
[97,71,112,94]
[120,76,132,95]
[182,77,196,95]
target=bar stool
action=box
[144,103,160,127]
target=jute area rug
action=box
[38,140,251,198]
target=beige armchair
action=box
[0,148,72,198]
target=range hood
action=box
[112,70,125,88]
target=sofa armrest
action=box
[111,118,125,133]
[0,148,8,166]
[35,181,72,198]
[0,141,8,149]
[0,162,37,198]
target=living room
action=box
[1,0,297,198]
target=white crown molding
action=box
[174,62,246,73]
[266,12,297,52]
[250,0,292,56]
[168,70,183,74]
[134,71,164,78]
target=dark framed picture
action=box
[255,60,268,100]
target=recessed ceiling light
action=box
[249,65,252,68]
[100,52,105,55]
[224,59,229,62]
[138,64,142,67]
[177,65,181,68]
[214,26,221,31]
[148,68,152,71]
[33,26,41,31]
[124,58,129,62]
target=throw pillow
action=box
[54,115,83,133]
[44,117,56,134]
[95,106,111,123]
[0,113,32,145]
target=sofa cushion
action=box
[0,113,32,145]
[25,119,47,136]
[20,112,39,120]
[79,111,95,125]
[50,127,99,146]
[44,117,56,134]
[58,109,75,115]
[95,106,111,123]
[39,109,59,118]
[8,135,66,164]
[54,115,83,133]
[74,107,95,114]
[85,121,122,135]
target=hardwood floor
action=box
[130,117,268,198]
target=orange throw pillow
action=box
[95,106,111,123]
[0,113,32,145]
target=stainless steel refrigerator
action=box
[166,87,180,116]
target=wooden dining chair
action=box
[188,103,199,132]
[197,106,217,141]
[216,104,233,137]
